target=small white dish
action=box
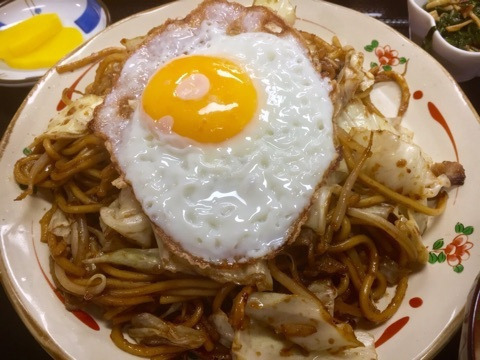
[0,0,110,87]
[459,271,480,360]
[408,0,480,82]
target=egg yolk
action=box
[142,55,257,143]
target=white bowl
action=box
[0,0,110,87]
[407,0,480,82]
[459,271,480,360]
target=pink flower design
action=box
[375,45,399,66]
[444,234,473,266]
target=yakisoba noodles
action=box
[14,1,464,359]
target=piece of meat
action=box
[431,161,466,186]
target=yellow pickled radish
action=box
[0,13,84,70]
[0,13,62,58]
[5,27,84,69]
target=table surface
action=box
[0,0,477,359]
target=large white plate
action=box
[1,0,479,359]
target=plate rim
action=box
[0,0,479,359]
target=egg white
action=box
[105,20,337,265]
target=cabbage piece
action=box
[245,293,361,352]
[350,129,450,199]
[233,320,377,360]
[83,248,163,273]
[233,322,302,360]
[44,95,103,139]
[154,239,196,275]
[209,311,235,348]
[337,100,450,199]
[128,313,206,348]
[395,215,428,264]
[100,187,153,248]
[350,331,377,359]
[347,207,428,264]
[333,51,374,118]
[156,236,273,290]
[407,207,429,234]
[84,242,273,290]
[305,184,337,235]
[308,280,336,316]
[336,98,399,134]
[48,208,72,238]
[354,204,394,219]
[253,0,296,25]
[195,260,273,291]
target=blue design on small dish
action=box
[74,0,102,34]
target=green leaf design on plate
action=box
[438,252,447,263]
[455,222,464,233]
[463,226,474,235]
[383,65,392,71]
[453,264,464,273]
[432,239,444,250]
[370,61,378,68]
[399,57,407,64]
[365,40,379,52]
[428,252,438,264]
[23,147,32,156]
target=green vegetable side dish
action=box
[423,0,480,52]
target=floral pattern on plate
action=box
[429,223,475,273]
[364,40,408,71]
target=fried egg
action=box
[93,0,338,266]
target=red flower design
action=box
[445,234,473,266]
[375,45,399,66]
